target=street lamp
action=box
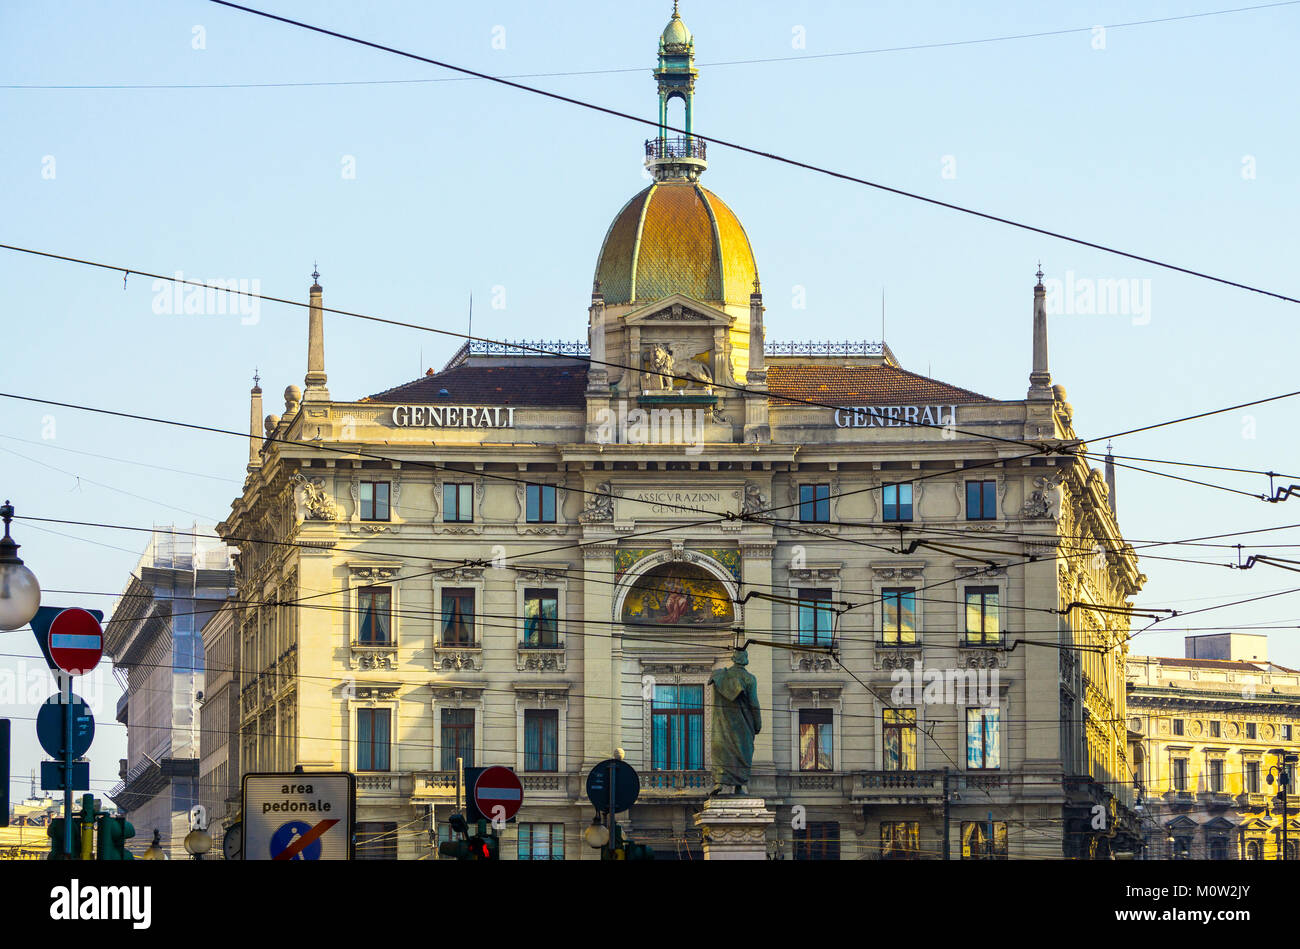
[1267,752,1298,860]
[184,828,212,860]
[139,829,167,860]
[0,501,40,631]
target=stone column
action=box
[694,797,776,860]
[247,376,263,471]
[304,274,329,402]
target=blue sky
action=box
[2,0,1299,806]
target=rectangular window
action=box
[798,709,833,772]
[1246,722,1257,740]
[1284,725,1293,741]
[965,480,996,520]
[1172,719,1184,736]
[881,588,916,644]
[526,484,557,523]
[359,481,390,521]
[1209,758,1224,793]
[880,821,920,860]
[1247,760,1261,794]
[440,588,475,645]
[1210,720,1221,738]
[1173,758,1188,791]
[443,482,474,522]
[882,482,913,522]
[357,586,392,644]
[524,709,559,773]
[963,586,1000,645]
[966,708,1001,770]
[796,588,834,647]
[794,821,840,860]
[440,708,474,771]
[355,821,398,860]
[883,709,917,771]
[651,685,704,771]
[799,483,830,523]
[518,823,565,861]
[523,588,559,647]
[962,821,1008,860]
[356,708,391,771]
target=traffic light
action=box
[438,813,475,860]
[601,823,655,861]
[46,818,66,859]
[96,815,136,860]
[478,831,499,861]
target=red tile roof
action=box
[364,364,588,406]
[766,364,989,406]
[362,361,991,409]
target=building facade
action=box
[198,597,240,856]
[104,525,234,858]
[1128,633,1300,859]
[220,8,1145,859]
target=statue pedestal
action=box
[693,797,774,860]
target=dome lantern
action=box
[647,2,705,183]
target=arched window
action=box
[1246,839,1263,860]
[621,562,734,626]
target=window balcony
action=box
[1163,789,1196,805]
[432,644,482,672]
[640,770,713,799]
[1237,792,1270,809]
[1198,790,1235,807]
[852,770,945,802]
[348,640,398,672]
[516,641,566,672]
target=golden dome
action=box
[594,180,758,307]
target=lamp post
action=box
[0,501,41,632]
[1267,752,1298,860]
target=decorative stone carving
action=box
[292,473,339,521]
[516,648,567,672]
[580,482,615,522]
[1023,472,1066,520]
[874,649,922,671]
[432,649,483,672]
[742,481,767,515]
[693,797,776,860]
[349,564,400,582]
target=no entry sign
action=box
[47,608,103,676]
[472,766,524,823]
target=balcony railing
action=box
[645,136,706,161]
[640,770,712,797]
[853,771,944,800]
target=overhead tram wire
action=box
[199,0,1300,306]
[10,1,1298,90]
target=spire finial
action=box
[1035,261,1044,287]
[673,0,680,16]
[253,367,260,389]
[312,262,320,286]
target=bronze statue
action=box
[709,649,761,795]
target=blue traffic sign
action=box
[35,693,94,759]
[585,758,640,814]
[41,760,89,792]
[271,820,325,860]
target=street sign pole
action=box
[61,673,73,859]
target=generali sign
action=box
[391,405,515,428]
[833,404,958,429]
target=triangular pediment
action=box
[1237,817,1271,831]
[1204,816,1237,831]
[624,293,733,326]
[1166,815,1198,830]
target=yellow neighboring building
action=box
[219,7,1145,859]
[0,796,60,860]
[1128,633,1300,859]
